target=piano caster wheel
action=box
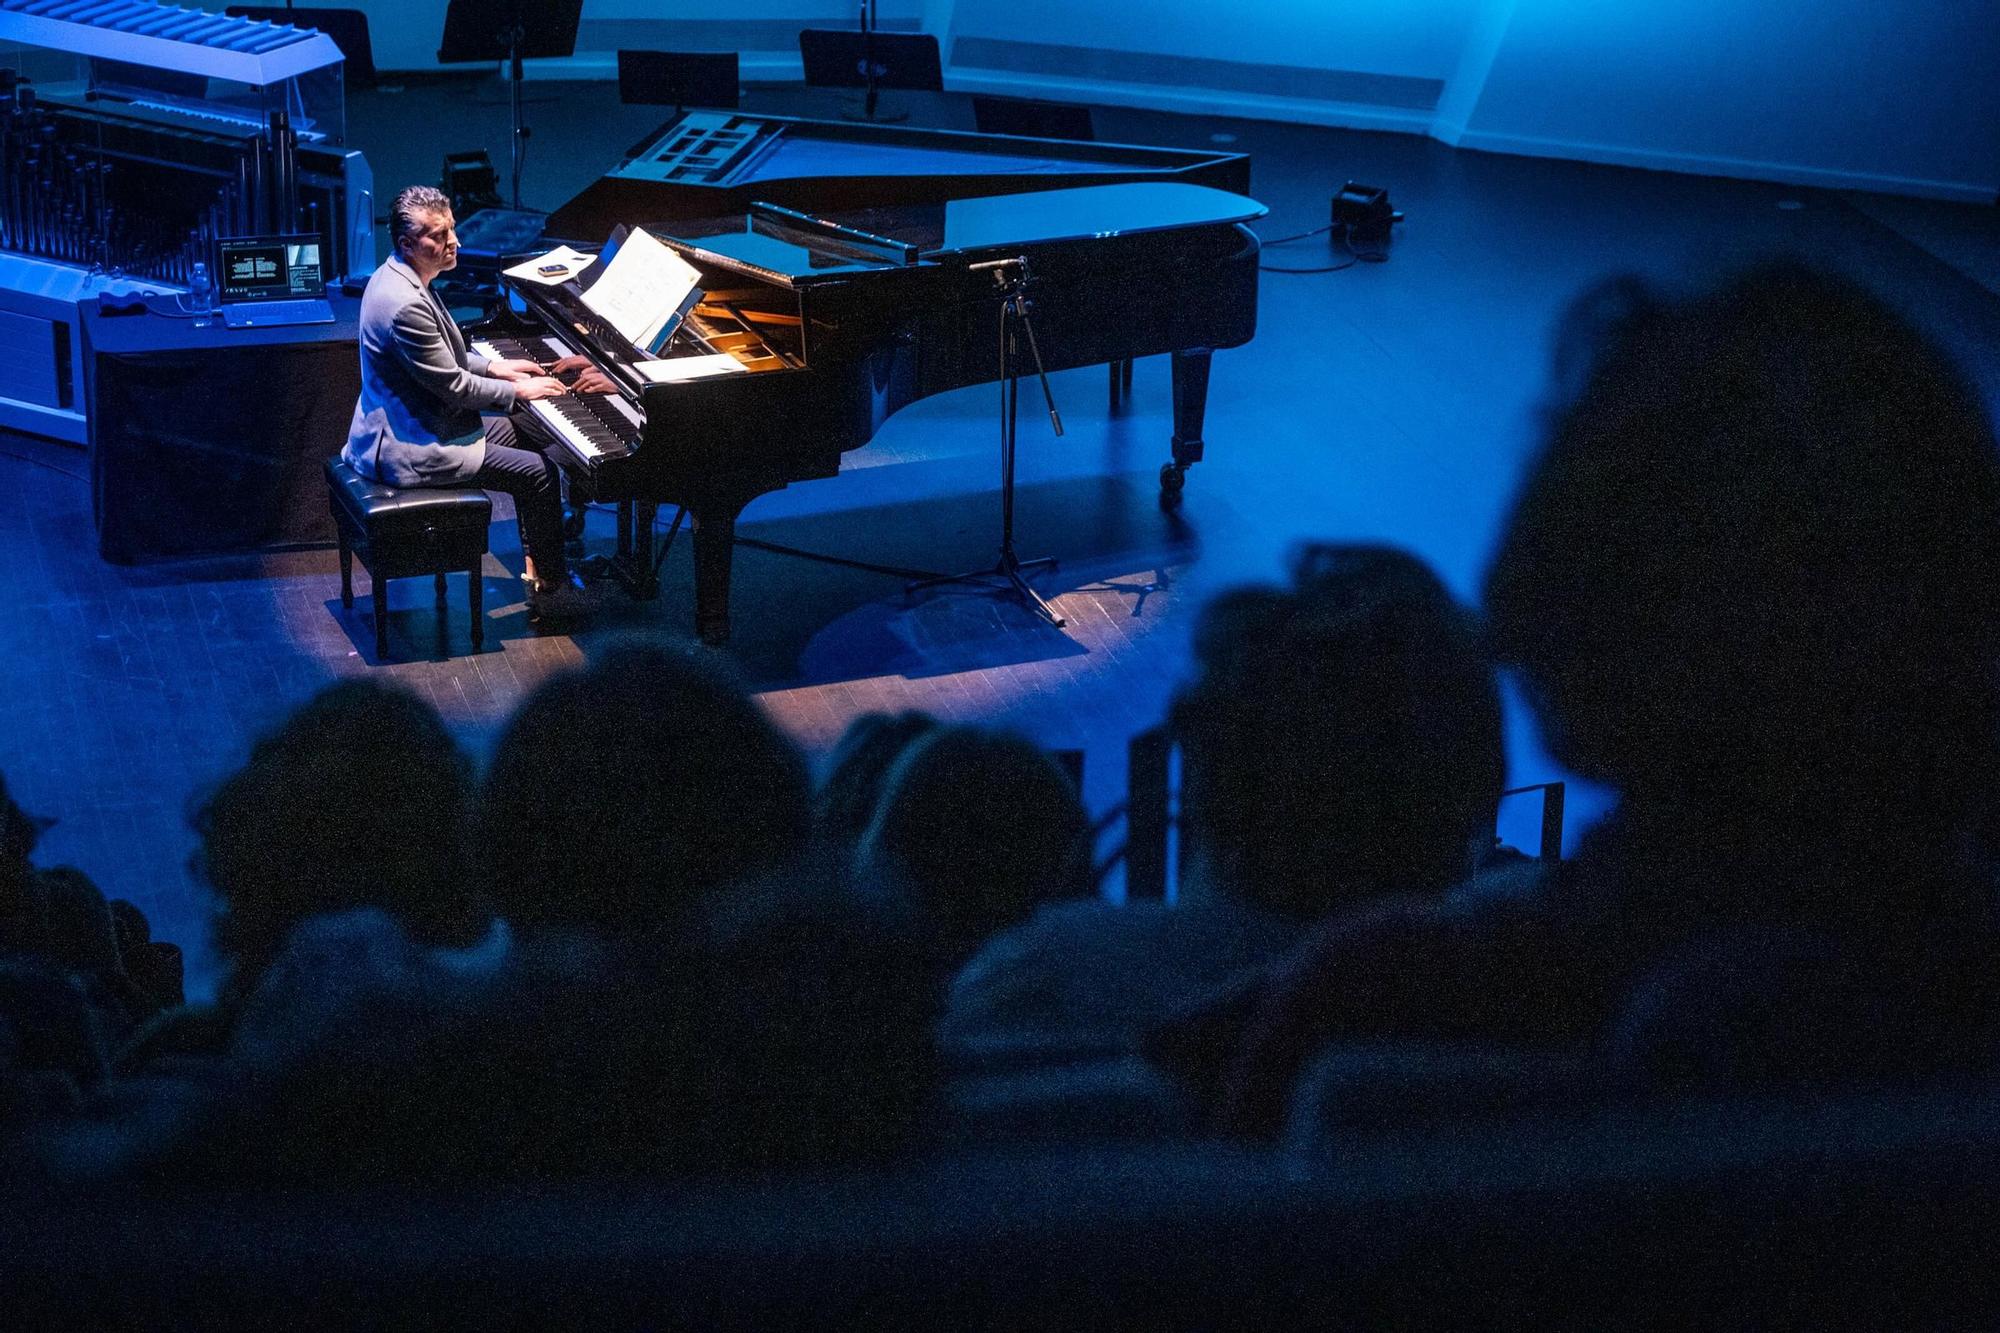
[1159,462,1186,510]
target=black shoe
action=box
[527,573,599,623]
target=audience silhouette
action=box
[144,637,931,1183]
[4,258,1998,1322]
[814,709,944,856]
[1197,263,2000,1134]
[478,637,811,932]
[122,679,487,1073]
[856,723,1094,970]
[196,679,486,997]
[0,777,164,1102]
[944,544,1503,1058]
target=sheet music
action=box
[634,354,750,383]
[578,226,704,352]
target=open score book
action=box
[577,227,705,355]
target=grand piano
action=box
[488,115,1263,644]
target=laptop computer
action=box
[217,234,336,328]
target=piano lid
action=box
[740,132,1129,185]
[665,227,914,287]
[0,0,343,86]
[928,183,1266,257]
[610,110,1231,189]
[656,182,1264,285]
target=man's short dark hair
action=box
[390,184,452,257]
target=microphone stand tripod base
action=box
[907,550,1065,629]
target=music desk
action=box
[81,296,362,563]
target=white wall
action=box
[941,0,1482,131]
[942,0,2000,201]
[942,0,1480,79]
[1445,0,2000,202]
[228,1,1999,201]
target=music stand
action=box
[617,50,740,114]
[437,0,582,209]
[798,27,941,124]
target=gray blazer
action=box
[341,257,517,486]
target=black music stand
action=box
[437,0,582,209]
[617,50,739,114]
[908,255,1068,629]
[798,26,941,124]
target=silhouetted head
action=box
[1170,544,1504,917]
[1484,263,2000,848]
[479,636,811,933]
[0,775,45,915]
[195,680,480,994]
[813,710,942,853]
[856,725,1092,966]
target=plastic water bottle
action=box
[188,261,215,328]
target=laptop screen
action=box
[217,235,325,303]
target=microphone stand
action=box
[909,256,1068,628]
[842,0,908,125]
[505,19,528,208]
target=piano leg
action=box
[631,501,661,598]
[1108,357,1138,411]
[1164,348,1213,509]
[691,500,745,646]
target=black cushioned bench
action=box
[324,458,491,660]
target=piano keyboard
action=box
[472,335,645,467]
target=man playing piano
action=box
[342,185,606,621]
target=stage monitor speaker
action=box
[1331,181,1398,247]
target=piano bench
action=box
[324,459,492,661]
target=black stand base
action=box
[580,497,664,602]
[579,551,659,599]
[908,549,1065,629]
